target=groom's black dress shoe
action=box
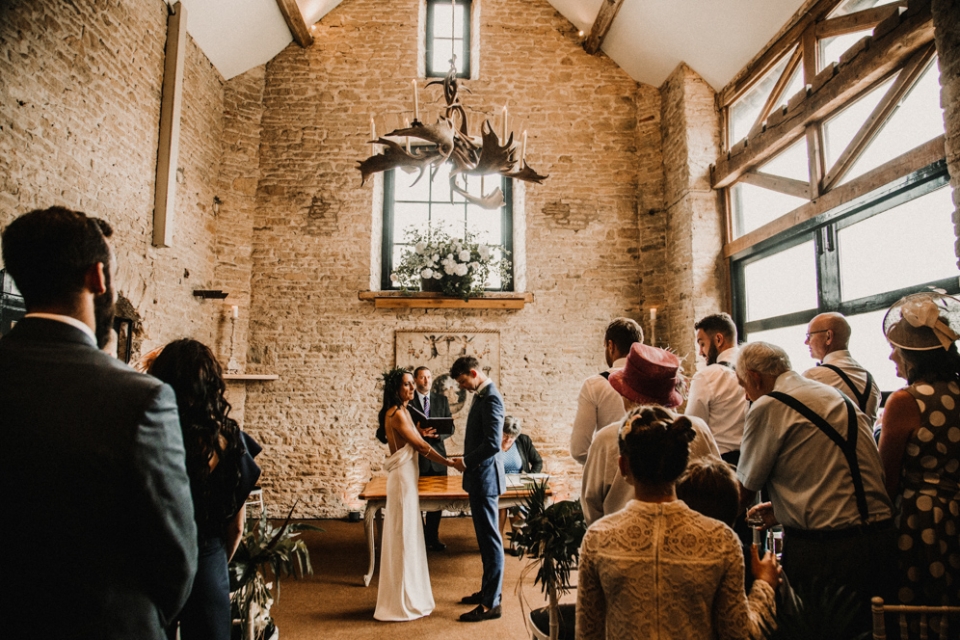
[459,604,502,622]
[426,540,446,552]
[460,592,484,605]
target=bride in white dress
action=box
[374,369,455,621]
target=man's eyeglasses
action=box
[805,329,829,340]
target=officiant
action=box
[411,366,453,552]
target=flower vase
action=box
[420,277,444,293]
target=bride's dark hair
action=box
[382,367,412,411]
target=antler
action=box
[357,138,440,186]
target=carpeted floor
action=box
[268,515,575,640]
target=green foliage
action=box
[763,580,869,640]
[229,503,322,640]
[390,223,512,300]
[510,480,587,600]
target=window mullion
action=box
[817,224,841,310]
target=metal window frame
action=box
[425,0,472,79]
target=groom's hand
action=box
[451,457,466,473]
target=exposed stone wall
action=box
[931,0,960,268]
[0,0,225,351]
[657,64,725,369]
[244,0,657,516]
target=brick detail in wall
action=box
[932,0,960,269]
[0,0,226,353]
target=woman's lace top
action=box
[576,500,775,640]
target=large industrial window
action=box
[426,0,471,78]
[380,165,513,291]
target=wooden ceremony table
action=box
[358,474,550,586]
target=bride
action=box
[374,368,455,621]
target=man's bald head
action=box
[805,312,851,360]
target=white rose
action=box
[390,273,399,283]
[478,245,491,260]
[446,253,454,261]
[444,263,456,275]
[420,268,433,279]
[458,249,471,262]
[432,253,440,262]
[455,263,469,276]
[433,272,442,279]
[470,262,480,271]
[415,241,427,255]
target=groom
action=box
[450,356,505,622]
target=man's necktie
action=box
[423,395,430,417]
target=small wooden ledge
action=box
[358,291,533,310]
[223,374,280,381]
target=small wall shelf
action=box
[224,374,279,381]
[358,291,533,310]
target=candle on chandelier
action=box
[412,79,419,122]
[520,130,527,164]
[231,305,239,319]
[501,105,508,141]
[370,115,376,155]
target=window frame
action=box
[380,167,514,292]
[425,0,472,79]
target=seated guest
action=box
[577,406,778,640]
[149,339,262,640]
[736,341,895,635]
[877,292,959,616]
[581,343,719,526]
[498,416,542,550]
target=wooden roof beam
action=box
[276,0,314,48]
[584,0,625,55]
[711,0,934,189]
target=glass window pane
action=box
[393,202,429,240]
[395,168,432,202]
[744,323,817,375]
[760,137,809,182]
[732,182,808,236]
[823,76,895,170]
[846,309,902,392]
[432,40,454,73]
[842,58,945,184]
[453,5,464,38]
[820,31,872,71]
[430,202,465,234]
[729,48,796,144]
[433,5,453,38]
[467,205,501,243]
[838,186,957,301]
[743,241,818,321]
[831,0,899,18]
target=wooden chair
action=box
[871,596,960,640]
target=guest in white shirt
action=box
[685,313,747,466]
[801,312,881,423]
[570,317,643,464]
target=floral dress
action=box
[895,379,960,608]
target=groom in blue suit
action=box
[450,355,505,622]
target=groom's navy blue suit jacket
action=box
[461,380,505,496]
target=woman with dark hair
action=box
[374,368,455,621]
[149,339,261,640]
[577,405,778,640]
[878,292,960,613]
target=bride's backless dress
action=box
[373,442,435,621]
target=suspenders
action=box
[768,391,870,524]
[818,364,874,414]
[599,371,610,380]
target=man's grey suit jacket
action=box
[461,380,506,496]
[0,317,197,640]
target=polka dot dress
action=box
[896,379,960,608]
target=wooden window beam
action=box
[814,2,906,39]
[711,2,934,190]
[275,0,314,48]
[821,42,935,191]
[740,170,812,199]
[746,46,803,141]
[583,0,625,55]
[153,1,186,248]
[718,0,844,108]
[723,134,944,258]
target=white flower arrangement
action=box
[391,224,512,300]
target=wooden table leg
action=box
[363,502,379,587]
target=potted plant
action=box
[389,223,512,300]
[229,503,322,640]
[510,480,586,640]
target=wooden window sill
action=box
[358,291,533,310]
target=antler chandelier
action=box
[358,59,548,210]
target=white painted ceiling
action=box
[172,0,805,90]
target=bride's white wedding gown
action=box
[373,443,435,621]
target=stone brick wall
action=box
[932,0,960,268]
[243,0,657,516]
[0,0,226,352]
[657,64,725,370]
